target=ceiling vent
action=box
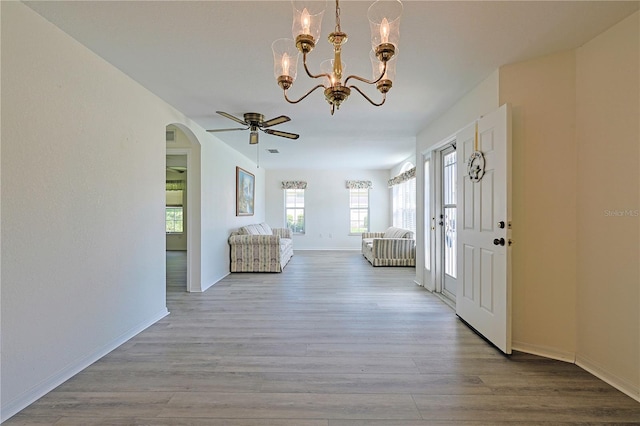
[267,149,279,154]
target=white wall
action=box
[575,11,639,400]
[265,169,390,250]
[0,2,259,419]
[199,135,265,289]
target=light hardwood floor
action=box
[7,250,640,425]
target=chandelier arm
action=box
[349,84,387,107]
[344,61,387,86]
[302,52,332,80]
[283,84,326,104]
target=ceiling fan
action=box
[206,111,299,144]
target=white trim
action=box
[1,308,169,422]
[576,354,640,403]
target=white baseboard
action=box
[512,340,576,363]
[513,341,640,403]
[1,307,170,422]
[576,353,640,403]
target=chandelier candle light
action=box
[272,0,402,115]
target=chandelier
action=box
[272,0,403,115]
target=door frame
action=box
[424,136,457,301]
[440,144,458,302]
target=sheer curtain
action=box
[389,164,416,233]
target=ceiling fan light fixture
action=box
[249,131,259,145]
[272,0,402,115]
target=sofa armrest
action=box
[362,232,385,239]
[372,238,416,258]
[229,234,281,245]
[272,228,292,239]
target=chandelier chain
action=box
[335,0,341,32]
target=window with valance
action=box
[281,181,307,189]
[282,181,306,234]
[389,165,416,233]
[346,181,371,233]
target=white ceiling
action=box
[25,1,639,170]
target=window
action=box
[165,206,183,233]
[166,181,184,234]
[284,188,305,234]
[443,150,457,278]
[424,158,431,270]
[391,163,416,234]
[349,187,369,234]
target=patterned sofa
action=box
[228,223,293,272]
[361,227,416,266]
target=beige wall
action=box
[416,11,638,400]
[499,50,578,360]
[498,11,639,399]
[575,11,639,399]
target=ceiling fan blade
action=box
[206,126,249,132]
[263,128,300,139]
[261,115,291,128]
[216,111,248,126]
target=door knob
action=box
[493,238,505,246]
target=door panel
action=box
[455,104,512,354]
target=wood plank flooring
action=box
[7,250,640,425]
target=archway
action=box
[165,123,202,293]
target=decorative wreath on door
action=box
[466,121,485,182]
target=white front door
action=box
[455,104,512,354]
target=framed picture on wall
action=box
[236,167,255,216]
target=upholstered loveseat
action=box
[228,223,293,272]
[361,227,416,266]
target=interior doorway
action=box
[166,153,187,291]
[166,123,202,293]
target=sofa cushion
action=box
[241,222,273,235]
[383,227,414,239]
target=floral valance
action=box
[281,181,307,189]
[166,180,185,191]
[388,167,416,187]
[345,180,373,189]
